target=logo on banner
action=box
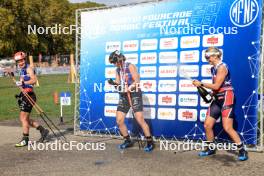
[141,39,158,50]
[230,0,259,27]
[160,37,178,50]
[105,67,116,78]
[140,66,157,77]
[158,80,177,92]
[104,106,116,117]
[180,50,199,63]
[180,36,200,48]
[203,34,224,47]
[105,93,119,104]
[140,53,157,64]
[105,55,110,65]
[124,53,138,64]
[143,107,156,119]
[178,109,197,122]
[158,94,176,106]
[199,109,207,122]
[105,41,121,52]
[159,52,178,63]
[140,80,157,92]
[179,80,197,92]
[143,94,156,105]
[178,94,198,106]
[179,65,199,78]
[159,66,177,77]
[201,65,212,77]
[158,108,176,120]
[123,40,139,51]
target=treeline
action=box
[0,0,103,57]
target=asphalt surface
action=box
[0,124,264,176]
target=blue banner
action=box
[79,0,262,144]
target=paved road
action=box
[0,125,264,176]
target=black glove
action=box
[108,79,118,86]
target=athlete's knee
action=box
[204,121,213,130]
[223,124,234,133]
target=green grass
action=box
[0,74,75,121]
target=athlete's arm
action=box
[193,65,227,90]
[24,67,37,85]
[128,64,140,90]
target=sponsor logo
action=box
[140,80,157,92]
[158,80,177,92]
[143,107,156,119]
[140,39,158,50]
[105,55,111,65]
[105,67,116,78]
[179,80,197,92]
[159,66,177,77]
[180,36,200,48]
[178,94,198,106]
[158,94,176,106]
[203,34,224,47]
[123,40,139,51]
[124,53,138,64]
[160,37,178,50]
[140,66,157,78]
[179,65,199,78]
[104,106,116,117]
[230,0,259,27]
[180,50,199,63]
[178,109,197,122]
[201,65,212,77]
[140,52,157,64]
[104,93,119,104]
[199,109,207,122]
[105,41,121,52]
[158,108,176,120]
[143,94,156,105]
[159,52,178,63]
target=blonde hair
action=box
[205,47,222,60]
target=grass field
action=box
[0,74,75,121]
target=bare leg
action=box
[116,111,128,137]
[222,118,241,144]
[134,111,151,137]
[204,116,216,141]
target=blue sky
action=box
[69,0,154,5]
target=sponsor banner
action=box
[178,109,197,122]
[202,49,223,62]
[201,65,212,77]
[179,79,197,92]
[178,94,198,107]
[201,79,212,92]
[143,107,156,119]
[180,50,199,63]
[124,53,139,64]
[199,109,207,122]
[104,106,116,117]
[105,41,121,52]
[202,34,224,47]
[157,108,176,120]
[140,80,157,92]
[140,66,157,78]
[160,37,178,50]
[104,93,119,104]
[123,40,139,51]
[140,39,158,50]
[158,94,177,106]
[143,94,156,105]
[159,52,178,64]
[126,109,133,118]
[179,65,199,78]
[159,65,177,78]
[158,80,177,92]
[140,52,157,64]
[105,55,111,65]
[180,36,200,48]
[35,66,70,75]
[104,80,113,92]
[200,97,210,107]
[105,67,116,78]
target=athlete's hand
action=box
[108,79,118,86]
[192,80,201,87]
[15,81,24,87]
